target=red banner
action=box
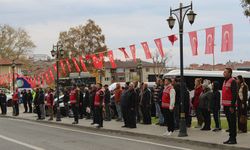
[221,24,233,52]
[79,56,88,72]
[118,47,129,59]
[141,42,152,59]
[188,31,198,56]
[205,27,215,54]
[91,54,103,69]
[154,38,165,58]
[49,69,54,82]
[65,58,72,72]
[107,50,117,68]
[72,57,81,72]
[168,35,178,46]
[53,63,60,77]
[60,60,66,75]
[45,73,50,84]
[129,44,136,63]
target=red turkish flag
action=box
[65,58,72,72]
[129,44,136,63]
[221,24,233,52]
[49,68,54,82]
[118,47,129,59]
[205,27,215,54]
[60,60,66,75]
[41,75,45,86]
[45,73,50,84]
[154,38,165,58]
[91,54,103,69]
[107,50,117,68]
[72,57,81,72]
[188,31,198,56]
[53,63,60,77]
[141,42,152,59]
[79,56,87,72]
[168,34,178,46]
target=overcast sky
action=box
[0,0,249,67]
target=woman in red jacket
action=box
[192,78,203,128]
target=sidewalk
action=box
[1,107,250,150]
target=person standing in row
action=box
[153,79,164,126]
[162,78,176,136]
[22,89,28,113]
[104,84,111,121]
[192,78,203,128]
[12,89,19,116]
[140,83,152,124]
[114,83,122,121]
[199,79,213,131]
[34,88,41,120]
[121,82,130,128]
[38,88,45,120]
[27,90,33,113]
[172,78,180,130]
[222,68,238,145]
[211,81,221,132]
[46,88,54,121]
[127,83,137,128]
[0,90,7,115]
[70,84,80,124]
[236,75,248,133]
[94,83,105,128]
[90,84,97,125]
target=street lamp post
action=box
[137,60,143,83]
[51,42,64,122]
[12,60,16,92]
[167,2,196,137]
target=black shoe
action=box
[226,129,229,132]
[23,111,27,113]
[72,121,78,124]
[223,140,237,144]
[96,125,103,128]
[91,122,95,125]
[121,125,127,128]
[213,128,221,132]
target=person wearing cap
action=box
[0,90,7,115]
[162,77,176,136]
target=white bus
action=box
[163,69,250,91]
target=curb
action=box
[1,115,248,150]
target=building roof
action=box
[104,59,163,69]
[0,58,23,66]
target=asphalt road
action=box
[0,118,222,150]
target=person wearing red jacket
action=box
[94,83,105,128]
[162,77,176,136]
[70,84,80,124]
[222,68,238,145]
[46,88,54,121]
[12,89,19,116]
[192,78,203,128]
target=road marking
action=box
[8,118,192,150]
[0,134,45,150]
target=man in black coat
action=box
[121,82,130,128]
[22,90,28,113]
[0,90,7,115]
[104,84,111,121]
[140,83,152,124]
[27,90,33,113]
[127,83,137,128]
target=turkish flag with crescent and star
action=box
[154,38,165,58]
[118,47,129,59]
[141,42,152,59]
[129,44,137,63]
[188,31,198,56]
[221,24,233,52]
[205,27,215,54]
[107,50,117,68]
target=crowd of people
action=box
[0,68,249,145]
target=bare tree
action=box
[0,24,35,59]
[152,50,172,79]
[241,0,250,17]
